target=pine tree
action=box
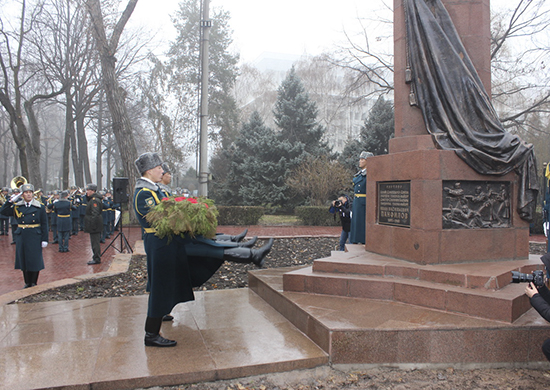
[363,96,394,155]
[273,66,330,157]
[210,111,304,207]
[340,96,394,172]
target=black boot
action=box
[222,238,273,268]
[217,228,248,242]
[22,271,31,288]
[28,271,39,287]
[144,316,177,347]
[238,236,257,248]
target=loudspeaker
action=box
[113,177,129,203]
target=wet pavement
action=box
[0,226,144,296]
[0,226,543,390]
[0,224,337,390]
[0,225,341,296]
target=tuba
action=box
[10,176,27,189]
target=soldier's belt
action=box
[143,228,157,234]
[355,194,366,198]
[58,215,71,217]
[19,224,40,229]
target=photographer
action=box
[524,253,550,361]
[329,195,351,251]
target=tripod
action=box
[101,220,133,256]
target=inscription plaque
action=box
[378,181,411,227]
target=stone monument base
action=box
[250,245,548,365]
[365,135,529,265]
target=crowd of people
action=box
[0,181,127,286]
[0,185,120,251]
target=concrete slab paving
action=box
[0,290,328,390]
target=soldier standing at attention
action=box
[0,183,48,288]
[349,151,373,245]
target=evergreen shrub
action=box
[295,206,340,226]
[217,206,264,225]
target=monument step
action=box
[314,247,542,290]
[283,266,534,322]
[249,267,549,365]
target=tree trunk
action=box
[86,0,139,197]
[96,97,104,187]
[76,108,92,184]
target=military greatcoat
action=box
[134,179,228,318]
[349,170,367,244]
[0,198,48,271]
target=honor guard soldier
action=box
[349,151,373,245]
[133,152,273,347]
[0,183,48,288]
[159,162,173,196]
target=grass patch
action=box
[258,214,300,226]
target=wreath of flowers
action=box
[145,196,218,240]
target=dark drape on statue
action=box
[404,0,539,221]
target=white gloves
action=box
[10,193,22,203]
[41,241,48,248]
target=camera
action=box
[334,200,342,207]
[511,270,545,288]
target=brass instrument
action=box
[45,194,55,213]
[10,176,27,189]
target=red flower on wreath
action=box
[162,196,208,208]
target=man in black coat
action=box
[0,183,48,288]
[84,183,103,265]
[329,195,352,251]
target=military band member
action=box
[103,191,114,238]
[49,190,76,252]
[69,187,81,236]
[79,192,87,231]
[0,183,48,288]
[49,191,60,244]
[0,187,9,236]
[9,188,20,244]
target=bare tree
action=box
[85,0,139,191]
[286,155,351,206]
[0,0,66,187]
[490,0,550,134]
